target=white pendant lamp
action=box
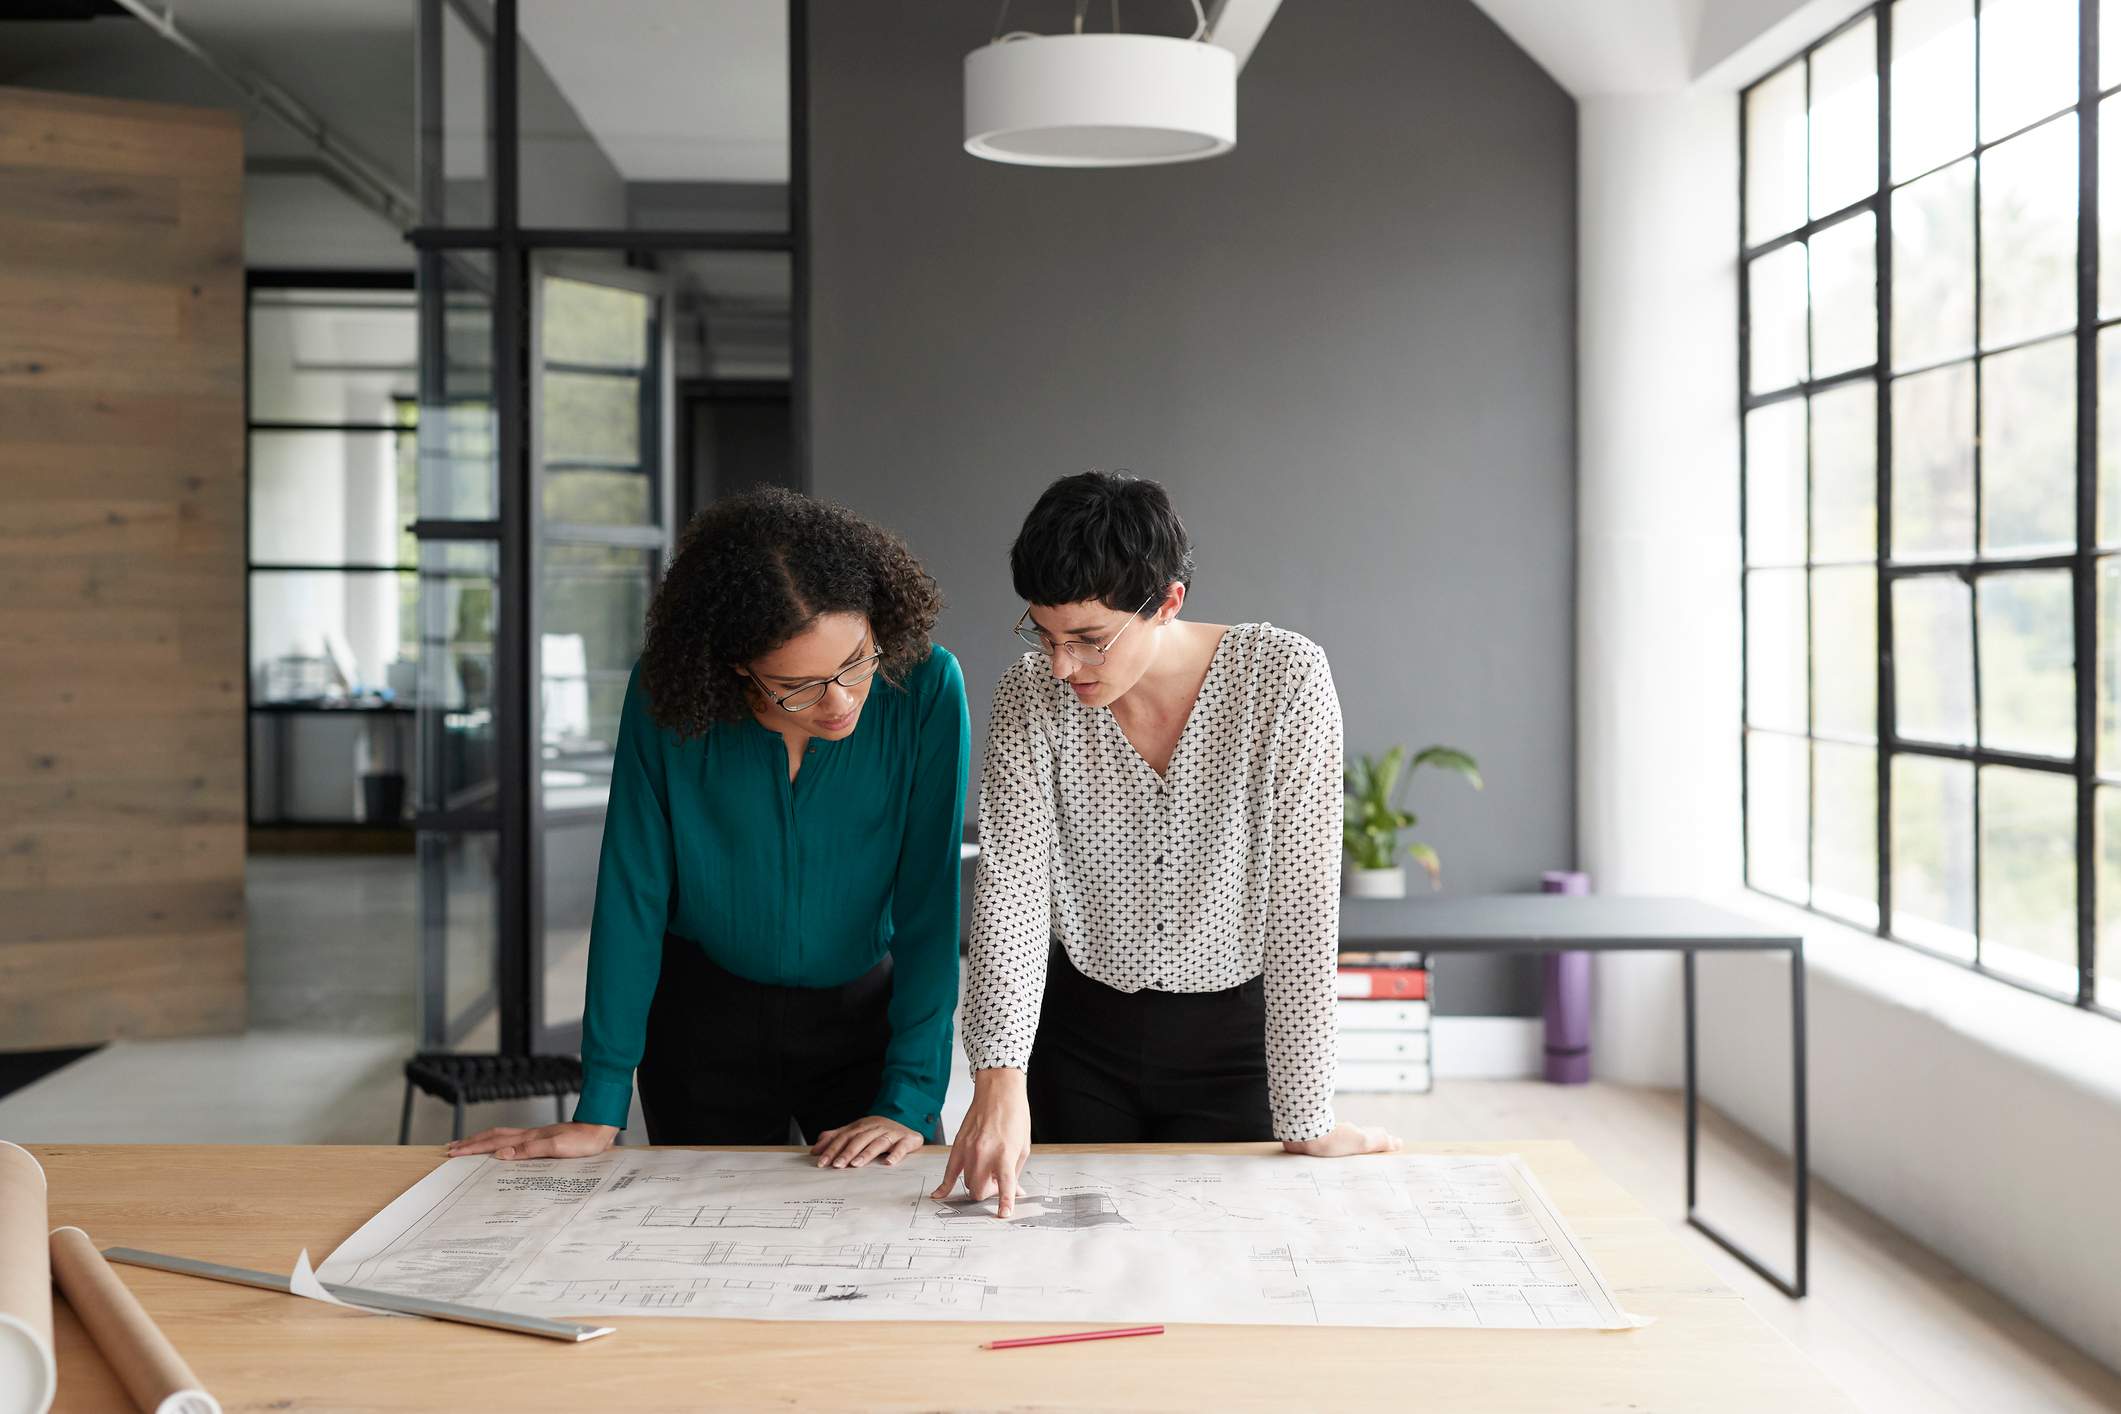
[963,3,1236,168]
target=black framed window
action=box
[245,273,420,828]
[1740,0,2120,1014]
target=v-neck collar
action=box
[1098,627,1235,784]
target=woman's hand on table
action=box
[447,1122,618,1161]
[931,1067,1031,1217]
[810,1115,924,1168]
[1282,1120,1403,1157]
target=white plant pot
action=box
[1345,865,1407,899]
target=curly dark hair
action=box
[639,487,942,738]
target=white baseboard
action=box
[1431,1017,1545,1079]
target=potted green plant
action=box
[1343,745,1483,898]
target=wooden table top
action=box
[30,1141,1853,1412]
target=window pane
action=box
[1892,753,1977,958]
[1980,335,2077,554]
[1814,566,1878,738]
[2099,785,2121,1006]
[1979,0,2079,142]
[1811,382,1877,561]
[540,543,653,793]
[543,371,642,465]
[418,829,500,1042]
[417,540,499,814]
[1748,400,1807,565]
[1980,115,2079,350]
[249,289,417,424]
[250,569,415,702]
[1750,245,1809,393]
[542,278,651,367]
[1891,158,1976,370]
[251,430,411,566]
[1894,574,1976,743]
[2100,559,2121,773]
[1979,765,2078,991]
[418,251,497,521]
[1747,62,1809,244]
[2102,100,2121,319]
[543,470,652,526]
[1894,0,1977,180]
[1811,214,1878,377]
[1748,569,1809,732]
[1978,570,2076,758]
[419,1,494,227]
[2101,329,2121,548]
[1748,732,1810,902]
[1811,17,1880,217]
[1892,362,1977,558]
[1815,741,1879,926]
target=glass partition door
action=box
[530,259,672,1052]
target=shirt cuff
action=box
[869,1081,944,1143]
[1272,1102,1337,1144]
[963,1037,1031,1073]
[572,1071,635,1130]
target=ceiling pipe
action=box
[1204,0,1281,72]
[108,0,419,230]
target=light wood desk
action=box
[32,1142,1853,1412]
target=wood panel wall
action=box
[0,86,247,1048]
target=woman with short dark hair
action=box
[937,472,1397,1217]
[451,487,970,1167]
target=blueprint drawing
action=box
[314,1150,1632,1329]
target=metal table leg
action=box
[1682,942,1809,1298]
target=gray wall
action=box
[808,0,1577,1015]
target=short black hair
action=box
[639,487,942,738]
[1009,471,1195,613]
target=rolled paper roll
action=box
[48,1228,220,1414]
[0,1142,55,1414]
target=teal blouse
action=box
[571,645,970,1135]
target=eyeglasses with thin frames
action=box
[1013,590,1161,666]
[745,644,883,713]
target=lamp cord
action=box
[992,0,1205,43]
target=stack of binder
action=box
[1335,949,1432,1093]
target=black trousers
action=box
[1028,943,1273,1143]
[637,932,915,1145]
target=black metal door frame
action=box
[409,0,809,1055]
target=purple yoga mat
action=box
[1541,871,1591,1084]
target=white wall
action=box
[1577,88,1743,1088]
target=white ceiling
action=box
[0,0,792,193]
[519,0,789,184]
[0,0,415,187]
[1469,0,1875,96]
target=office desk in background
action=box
[32,1142,1853,1412]
[1343,894,1810,1297]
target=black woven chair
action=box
[398,1053,591,1143]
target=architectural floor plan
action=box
[314,1150,1633,1328]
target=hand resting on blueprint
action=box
[446,1122,619,1161]
[1280,1121,1404,1157]
[809,1115,924,1168]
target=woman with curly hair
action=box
[449,487,969,1167]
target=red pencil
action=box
[982,1325,1165,1351]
